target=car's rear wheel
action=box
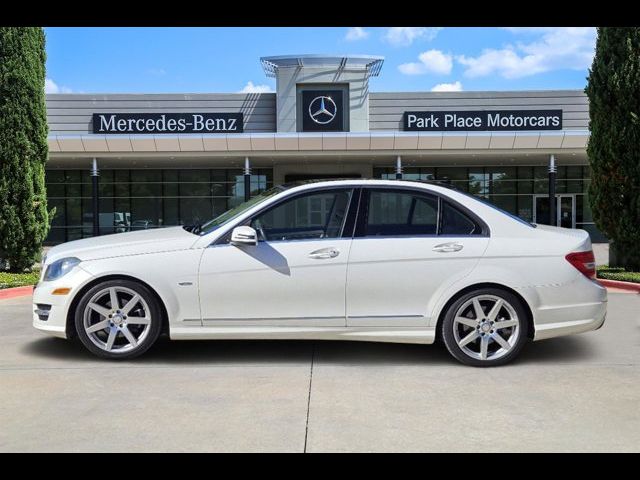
[75,279,162,359]
[441,288,529,367]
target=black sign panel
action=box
[403,110,562,131]
[92,113,244,134]
[301,90,345,132]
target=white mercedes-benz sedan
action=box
[33,179,607,366]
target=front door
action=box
[534,195,575,228]
[198,188,355,326]
[346,188,490,327]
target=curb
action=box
[0,285,34,300]
[597,278,640,293]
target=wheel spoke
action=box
[86,320,109,333]
[472,298,484,320]
[126,316,150,325]
[458,330,479,348]
[109,288,119,310]
[455,316,479,328]
[487,299,504,322]
[494,319,518,330]
[120,326,138,347]
[493,332,511,350]
[480,336,489,360]
[121,294,141,315]
[105,329,117,351]
[88,302,111,318]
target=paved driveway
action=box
[1,292,639,452]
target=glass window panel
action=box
[180,198,212,225]
[489,195,517,215]
[48,199,66,227]
[468,169,487,195]
[46,183,65,198]
[130,198,162,228]
[163,170,179,196]
[441,201,481,235]
[163,198,179,226]
[253,190,352,241]
[517,196,533,222]
[45,227,66,245]
[366,190,438,236]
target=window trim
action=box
[355,186,490,239]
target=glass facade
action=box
[45,168,273,245]
[373,165,606,242]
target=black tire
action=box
[74,279,162,360]
[441,288,529,367]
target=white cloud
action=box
[384,27,443,47]
[398,49,453,75]
[147,68,166,76]
[457,27,596,79]
[45,78,72,94]
[238,81,273,94]
[431,81,463,92]
[345,27,369,41]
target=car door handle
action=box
[308,247,340,259]
[432,242,464,253]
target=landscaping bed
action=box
[597,266,640,284]
[0,271,40,290]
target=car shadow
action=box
[22,334,595,367]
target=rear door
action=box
[345,187,490,327]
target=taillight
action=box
[565,250,596,279]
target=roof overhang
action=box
[48,130,589,156]
[260,54,384,78]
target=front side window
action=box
[251,189,353,241]
[365,190,438,236]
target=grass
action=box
[0,270,40,289]
[597,265,640,284]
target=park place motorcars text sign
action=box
[92,113,244,134]
[403,110,562,131]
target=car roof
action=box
[279,178,460,192]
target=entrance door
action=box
[533,195,576,228]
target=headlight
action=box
[43,257,81,281]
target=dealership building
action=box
[43,54,602,244]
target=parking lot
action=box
[1,291,639,452]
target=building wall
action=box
[46,93,277,135]
[275,67,370,132]
[369,90,589,131]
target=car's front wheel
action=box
[75,279,162,359]
[441,288,529,367]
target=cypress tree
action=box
[0,27,50,272]
[585,27,640,271]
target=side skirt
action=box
[169,326,436,344]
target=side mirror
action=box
[230,225,258,246]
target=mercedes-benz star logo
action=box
[309,96,337,125]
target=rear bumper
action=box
[533,300,607,340]
[531,276,607,341]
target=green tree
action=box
[0,27,50,272]
[585,27,640,271]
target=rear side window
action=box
[365,190,438,236]
[440,201,483,235]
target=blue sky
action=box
[44,27,596,94]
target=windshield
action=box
[196,186,286,235]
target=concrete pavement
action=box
[1,292,638,452]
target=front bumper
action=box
[32,266,94,339]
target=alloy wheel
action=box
[82,286,152,354]
[452,294,520,361]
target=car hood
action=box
[44,226,200,263]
